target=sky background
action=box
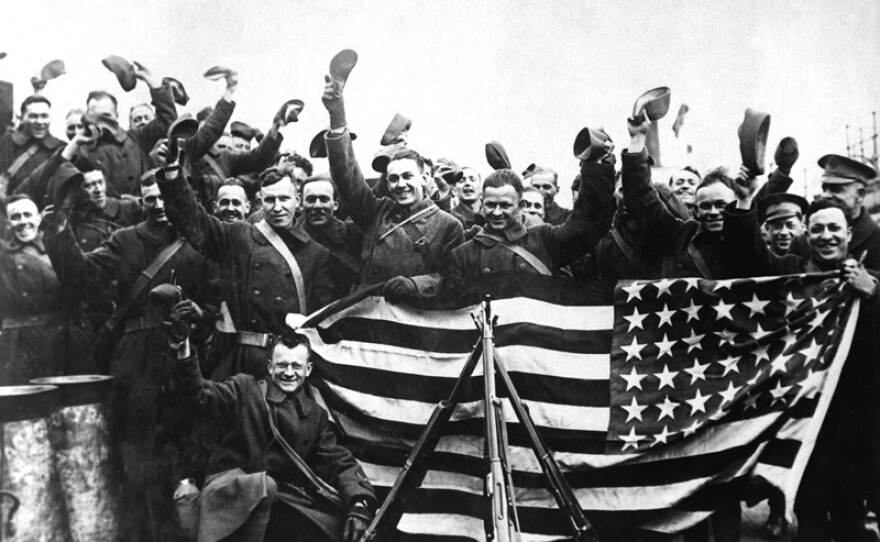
[2,0,879,207]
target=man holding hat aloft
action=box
[723,172,880,542]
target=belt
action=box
[234,331,271,348]
[1,313,62,330]
[124,315,163,333]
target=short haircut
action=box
[20,95,51,115]
[4,193,36,214]
[259,164,296,189]
[270,329,312,359]
[523,165,559,185]
[806,199,848,222]
[695,167,733,193]
[129,103,154,117]
[669,165,702,185]
[288,153,314,177]
[140,168,160,188]
[86,90,118,112]
[301,173,337,199]
[483,169,524,197]
[388,148,427,173]
[220,177,246,189]
[65,108,85,121]
[196,106,213,123]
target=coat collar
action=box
[453,201,479,222]
[264,379,312,416]
[473,213,529,246]
[300,215,348,246]
[252,220,311,246]
[135,219,175,243]
[3,232,46,253]
[389,197,436,223]
[102,197,121,219]
[11,130,61,149]
[850,208,879,250]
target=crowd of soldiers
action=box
[1,52,879,542]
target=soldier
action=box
[298,174,363,297]
[790,154,880,272]
[213,178,251,223]
[321,71,464,300]
[523,164,571,226]
[450,166,482,228]
[519,185,546,223]
[164,319,376,542]
[667,166,701,211]
[44,172,210,542]
[185,73,285,208]
[0,194,77,384]
[0,95,64,195]
[157,154,337,377]
[725,186,880,542]
[83,61,177,196]
[758,193,808,257]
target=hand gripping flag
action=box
[297,272,860,540]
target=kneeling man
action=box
[166,302,375,542]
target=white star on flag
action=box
[654,278,675,298]
[713,299,736,321]
[684,359,709,383]
[743,294,770,317]
[685,388,711,414]
[623,307,648,332]
[622,396,647,422]
[682,300,702,323]
[655,395,679,421]
[619,426,645,451]
[769,381,793,406]
[682,329,705,353]
[622,282,646,302]
[718,355,741,376]
[620,367,646,391]
[651,425,674,446]
[655,364,678,390]
[655,303,676,328]
[654,333,676,359]
[620,336,646,362]
[718,381,742,405]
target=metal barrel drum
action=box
[0,385,69,542]
[30,376,117,542]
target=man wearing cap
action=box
[230,120,255,153]
[523,165,571,226]
[451,166,483,228]
[321,76,464,299]
[758,193,808,257]
[0,95,64,195]
[724,181,880,542]
[43,171,211,542]
[157,156,337,378]
[791,154,880,273]
[82,62,177,196]
[0,194,81,385]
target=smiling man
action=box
[157,159,336,378]
[321,73,464,300]
[0,195,75,385]
[668,166,701,210]
[450,166,482,228]
[724,182,880,542]
[524,165,571,226]
[43,170,210,542]
[758,193,808,256]
[441,165,615,297]
[212,179,251,223]
[297,174,363,296]
[165,323,376,542]
[1,95,64,195]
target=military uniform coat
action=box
[170,353,375,541]
[325,129,464,293]
[158,174,336,376]
[83,85,177,196]
[0,129,63,195]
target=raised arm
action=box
[322,75,382,229]
[547,159,616,266]
[185,74,238,164]
[156,164,237,262]
[132,62,177,154]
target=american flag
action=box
[299,273,859,540]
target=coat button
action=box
[254,263,261,269]
[274,296,282,302]
[254,289,261,296]
[483,267,491,273]
[16,265,23,271]
[22,291,28,297]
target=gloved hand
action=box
[343,499,374,542]
[322,75,347,129]
[774,137,799,174]
[382,276,417,303]
[163,298,203,344]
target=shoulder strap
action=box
[610,228,655,277]
[255,219,308,313]
[259,381,343,510]
[4,144,40,179]
[201,153,226,180]
[479,233,552,276]
[325,244,361,274]
[91,236,185,342]
[400,220,435,272]
[687,243,713,279]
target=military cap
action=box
[818,154,877,186]
[758,193,809,224]
[485,141,512,171]
[101,55,136,92]
[309,128,357,159]
[230,121,255,142]
[163,77,189,106]
[380,113,412,146]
